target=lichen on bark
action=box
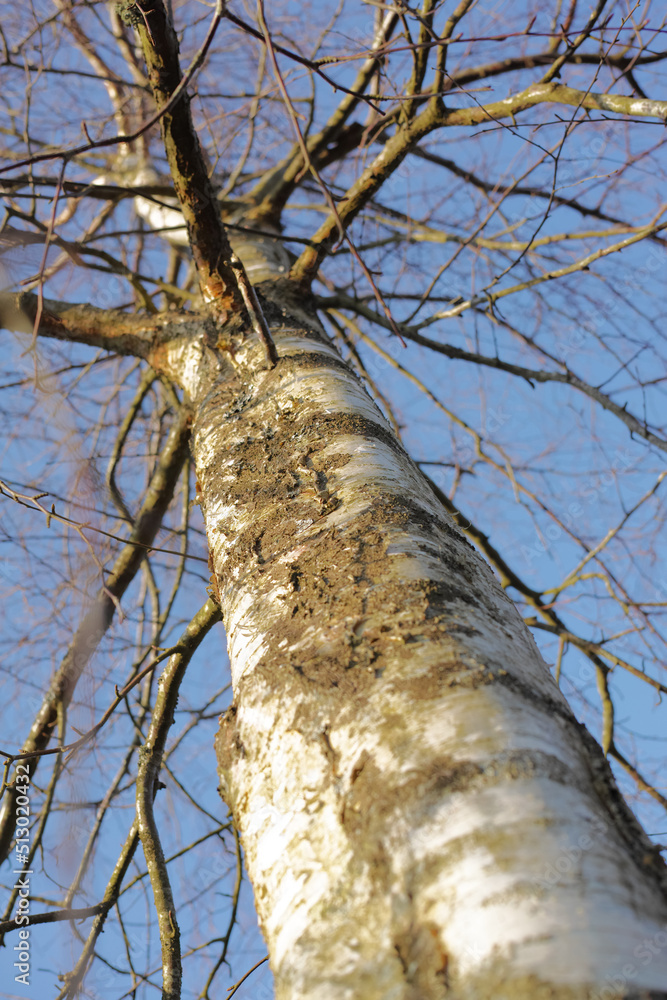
[171,297,667,1000]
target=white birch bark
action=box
[159,289,667,1000]
[131,167,291,284]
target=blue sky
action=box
[1,1,666,996]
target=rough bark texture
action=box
[133,0,245,314]
[133,188,292,284]
[9,235,667,995]
[153,287,667,1000]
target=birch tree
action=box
[1,1,667,998]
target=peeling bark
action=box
[6,3,667,996]
[151,293,667,1000]
[10,257,667,997]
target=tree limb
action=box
[131,0,244,315]
[291,80,667,285]
[136,598,222,1000]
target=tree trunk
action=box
[168,286,667,1000]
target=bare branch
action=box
[0,404,192,863]
[136,598,222,1000]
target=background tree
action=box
[1,1,667,998]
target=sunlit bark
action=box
[8,242,667,996]
[169,295,667,1000]
[3,1,667,995]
